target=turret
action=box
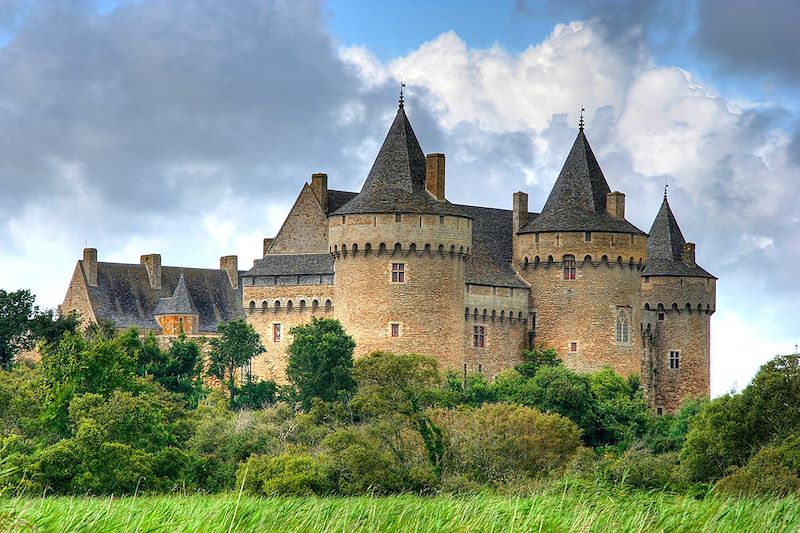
[512,119,647,376]
[154,273,199,335]
[329,93,471,369]
[641,192,716,413]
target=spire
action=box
[154,273,197,315]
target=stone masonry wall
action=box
[155,314,199,336]
[60,262,97,327]
[463,314,527,379]
[515,231,648,376]
[269,184,329,255]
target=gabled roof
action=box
[333,104,467,217]
[154,273,197,315]
[244,253,334,277]
[81,262,243,332]
[521,129,645,235]
[642,196,716,278]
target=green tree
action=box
[0,289,36,370]
[27,309,80,348]
[209,319,265,408]
[285,318,356,411]
[515,345,560,378]
[137,332,205,405]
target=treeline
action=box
[0,289,799,497]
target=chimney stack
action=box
[683,243,696,266]
[140,253,162,290]
[512,192,529,234]
[220,255,239,289]
[310,173,328,212]
[606,191,625,220]
[263,238,274,257]
[83,248,98,287]
[425,153,446,201]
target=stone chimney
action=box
[425,153,446,201]
[220,255,239,289]
[606,191,625,220]
[263,238,274,256]
[83,248,98,287]
[140,253,162,290]
[512,192,529,234]
[310,173,328,212]
[683,243,696,266]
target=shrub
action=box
[715,434,800,496]
[433,403,582,484]
[238,451,332,496]
[602,446,684,490]
[321,427,408,494]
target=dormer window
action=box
[563,255,576,280]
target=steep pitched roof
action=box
[333,105,467,217]
[81,262,243,332]
[642,196,715,278]
[154,273,197,315]
[521,129,645,235]
[244,253,334,277]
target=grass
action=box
[2,484,799,533]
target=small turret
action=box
[154,273,199,335]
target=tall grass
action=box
[1,482,799,533]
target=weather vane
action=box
[578,105,585,131]
[399,82,405,108]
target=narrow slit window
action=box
[584,231,592,242]
[395,213,402,222]
[272,323,282,343]
[616,310,630,343]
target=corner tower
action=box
[513,123,648,376]
[329,96,472,369]
[641,193,716,412]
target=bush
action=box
[715,434,800,496]
[602,446,684,490]
[433,403,582,484]
[321,427,409,494]
[238,451,332,496]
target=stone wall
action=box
[515,231,648,376]
[155,314,199,336]
[463,313,527,379]
[269,184,329,255]
[60,262,97,326]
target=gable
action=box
[269,184,329,255]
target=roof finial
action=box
[664,180,669,200]
[578,105,585,131]
[399,82,405,109]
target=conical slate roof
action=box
[520,129,644,234]
[641,196,715,278]
[333,103,467,217]
[154,273,198,315]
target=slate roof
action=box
[333,105,468,217]
[641,196,716,278]
[521,129,645,235]
[244,253,334,277]
[82,262,243,332]
[154,273,197,315]
[456,204,533,288]
[326,190,358,215]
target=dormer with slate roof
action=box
[154,273,200,335]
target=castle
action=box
[61,96,716,413]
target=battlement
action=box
[514,230,646,271]
[329,212,472,259]
[245,297,333,315]
[642,274,716,315]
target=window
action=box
[563,255,576,280]
[390,323,400,338]
[391,263,405,283]
[656,407,663,416]
[570,342,578,352]
[473,326,485,348]
[439,215,444,224]
[341,215,345,223]
[669,350,680,370]
[584,231,592,242]
[535,233,539,243]
[616,310,630,343]
[478,364,483,374]
[658,312,665,321]
[395,213,402,222]
[272,323,282,343]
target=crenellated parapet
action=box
[514,230,647,272]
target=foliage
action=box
[285,318,356,411]
[715,433,800,496]
[432,403,583,484]
[238,450,332,496]
[208,319,265,408]
[601,446,685,491]
[0,289,36,370]
[138,332,205,405]
[231,379,277,411]
[515,345,559,378]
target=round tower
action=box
[641,193,716,413]
[513,124,648,376]
[329,98,472,370]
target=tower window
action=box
[584,231,592,242]
[563,255,576,280]
[439,215,444,224]
[669,350,680,369]
[391,263,405,283]
[473,326,485,348]
[535,233,539,243]
[478,364,483,374]
[390,323,400,337]
[658,312,665,321]
[395,213,402,222]
[616,310,630,343]
[570,342,578,352]
[272,323,282,343]
[656,407,663,416]
[341,215,345,223]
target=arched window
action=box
[616,310,630,343]
[248,301,256,313]
[563,255,576,280]
[325,299,332,311]
[261,300,268,312]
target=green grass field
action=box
[2,485,800,533]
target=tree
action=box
[209,319,265,408]
[285,318,356,411]
[27,309,80,348]
[515,345,559,378]
[0,289,36,370]
[136,332,205,405]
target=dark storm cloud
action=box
[696,0,800,83]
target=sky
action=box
[0,0,798,395]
